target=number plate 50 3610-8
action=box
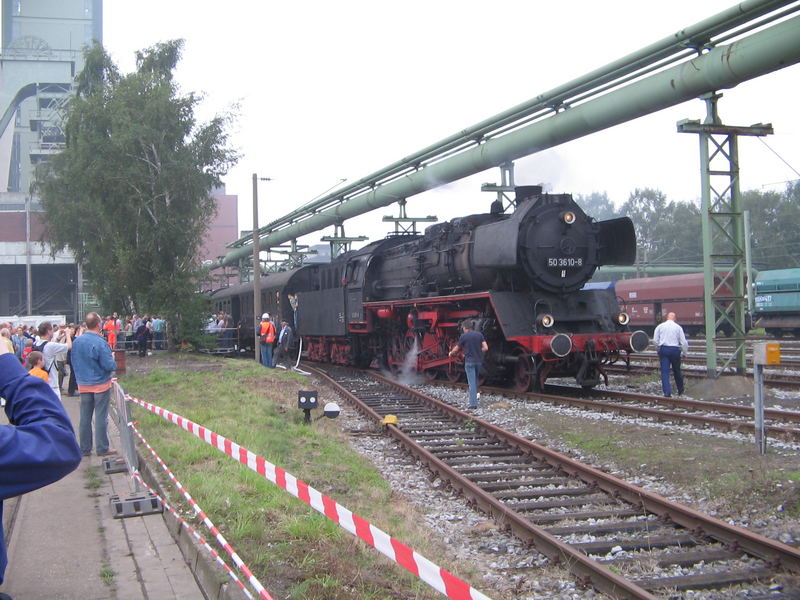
[547,257,583,267]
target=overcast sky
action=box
[103,1,800,247]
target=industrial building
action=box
[0,1,237,321]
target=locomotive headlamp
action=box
[617,312,630,325]
[562,211,576,225]
[538,314,555,328]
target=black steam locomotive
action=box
[212,186,649,390]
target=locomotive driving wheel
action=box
[387,334,404,375]
[513,351,535,392]
[445,363,463,382]
[388,329,421,375]
[423,368,438,381]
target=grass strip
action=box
[122,355,478,600]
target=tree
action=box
[664,201,702,264]
[743,182,800,269]
[36,40,238,343]
[618,188,704,267]
[619,188,669,263]
[574,191,618,221]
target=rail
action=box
[310,365,800,599]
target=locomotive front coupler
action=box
[575,352,604,387]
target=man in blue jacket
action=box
[71,313,118,457]
[0,334,82,590]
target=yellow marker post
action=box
[752,342,781,454]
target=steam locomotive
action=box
[212,185,649,390]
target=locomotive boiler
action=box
[367,185,637,299]
[213,185,649,390]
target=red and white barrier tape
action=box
[129,422,273,600]
[129,468,254,600]
[128,395,492,600]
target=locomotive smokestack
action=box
[514,186,542,204]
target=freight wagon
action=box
[753,268,800,338]
[612,272,737,337]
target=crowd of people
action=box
[0,314,169,403]
[206,310,236,350]
[0,307,303,596]
[99,313,167,355]
[2,320,74,399]
[1,313,123,450]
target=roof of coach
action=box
[209,267,304,298]
[755,268,800,284]
[262,267,306,291]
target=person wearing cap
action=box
[259,313,276,368]
[272,318,294,369]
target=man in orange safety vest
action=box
[259,313,276,368]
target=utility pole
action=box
[252,173,271,363]
[678,94,772,376]
[252,174,262,363]
[25,194,32,315]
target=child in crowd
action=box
[27,350,50,384]
[21,338,34,363]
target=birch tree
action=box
[36,40,238,342]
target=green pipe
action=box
[242,0,792,238]
[221,13,800,267]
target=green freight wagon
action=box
[753,268,800,338]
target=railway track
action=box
[605,363,800,389]
[634,351,800,371]
[311,365,800,599]
[428,379,800,444]
[549,385,800,443]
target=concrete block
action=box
[176,522,199,571]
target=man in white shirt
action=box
[34,322,73,400]
[652,312,688,398]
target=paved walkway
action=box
[2,394,205,599]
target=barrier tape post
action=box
[127,394,492,600]
[108,381,141,489]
